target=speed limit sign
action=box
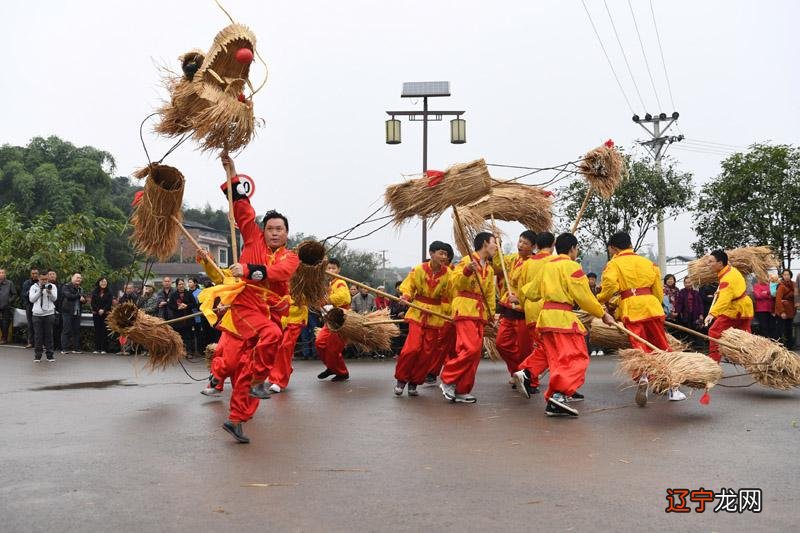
[236,174,256,199]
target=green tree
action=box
[560,153,693,256]
[0,205,126,285]
[692,143,800,269]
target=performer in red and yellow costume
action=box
[315,258,352,381]
[393,241,452,396]
[531,233,615,417]
[492,230,537,380]
[704,249,753,362]
[439,232,496,404]
[198,155,298,443]
[427,245,456,383]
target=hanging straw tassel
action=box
[290,240,329,307]
[131,164,185,261]
[385,159,493,226]
[718,328,800,390]
[322,308,400,352]
[686,246,779,286]
[572,140,626,233]
[616,348,722,395]
[106,303,186,371]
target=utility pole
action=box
[378,249,388,288]
[633,111,683,272]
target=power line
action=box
[580,0,636,115]
[649,0,677,110]
[604,0,647,111]
[627,0,662,109]
[681,138,747,150]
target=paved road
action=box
[1,345,797,532]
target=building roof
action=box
[667,255,696,263]
[145,262,210,278]
[183,220,224,234]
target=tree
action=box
[0,205,126,285]
[692,143,800,269]
[559,153,693,256]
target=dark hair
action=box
[203,280,214,288]
[519,230,537,246]
[47,269,56,275]
[587,272,597,279]
[94,277,108,290]
[188,277,200,286]
[394,281,402,289]
[710,250,728,266]
[664,274,676,285]
[328,258,341,268]
[262,210,289,231]
[607,231,632,250]
[782,269,793,278]
[175,278,185,286]
[429,240,450,255]
[442,242,454,261]
[555,233,578,255]
[473,232,494,252]
[536,232,555,249]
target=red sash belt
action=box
[457,291,485,317]
[732,292,747,302]
[415,295,442,305]
[620,287,653,299]
[543,301,573,311]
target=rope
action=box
[177,358,210,382]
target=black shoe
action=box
[222,421,250,443]
[566,391,584,402]
[424,374,437,386]
[317,369,335,380]
[547,393,579,417]
[249,383,272,399]
[209,374,220,388]
[331,373,350,382]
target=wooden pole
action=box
[221,150,239,264]
[613,322,662,352]
[452,206,493,322]
[571,188,593,234]
[171,215,226,281]
[490,213,517,309]
[329,273,453,322]
[363,319,405,326]
[664,320,739,350]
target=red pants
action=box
[519,324,548,387]
[441,319,483,394]
[708,315,752,362]
[495,317,531,375]
[395,322,440,385]
[268,323,302,389]
[623,316,670,353]
[229,350,261,424]
[211,332,254,385]
[316,325,348,375]
[429,321,456,377]
[540,331,589,401]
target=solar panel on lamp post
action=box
[385,81,466,261]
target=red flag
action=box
[425,170,445,187]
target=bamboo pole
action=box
[221,150,239,264]
[490,213,517,310]
[613,322,661,352]
[664,321,739,350]
[329,273,453,322]
[452,206,493,322]
[571,188,593,234]
[171,215,226,281]
[363,319,405,326]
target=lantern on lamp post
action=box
[385,117,401,145]
[450,116,466,144]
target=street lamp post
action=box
[385,81,466,261]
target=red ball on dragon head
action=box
[237,93,246,103]
[235,48,254,64]
[604,139,615,148]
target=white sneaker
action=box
[92,351,99,354]
[268,383,281,394]
[597,350,604,356]
[590,350,597,356]
[100,351,107,354]
[454,393,477,403]
[200,386,221,397]
[394,381,406,396]
[668,388,687,401]
[635,375,649,407]
[440,382,456,401]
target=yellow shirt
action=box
[493,251,533,310]
[398,261,450,328]
[710,265,754,319]
[532,254,605,334]
[596,249,665,323]
[519,251,555,326]
[451,254,496,321]
[441,264,455,319]
[328,279,351,309]
[282,299,308,328]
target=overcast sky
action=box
[2,0,798,268]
